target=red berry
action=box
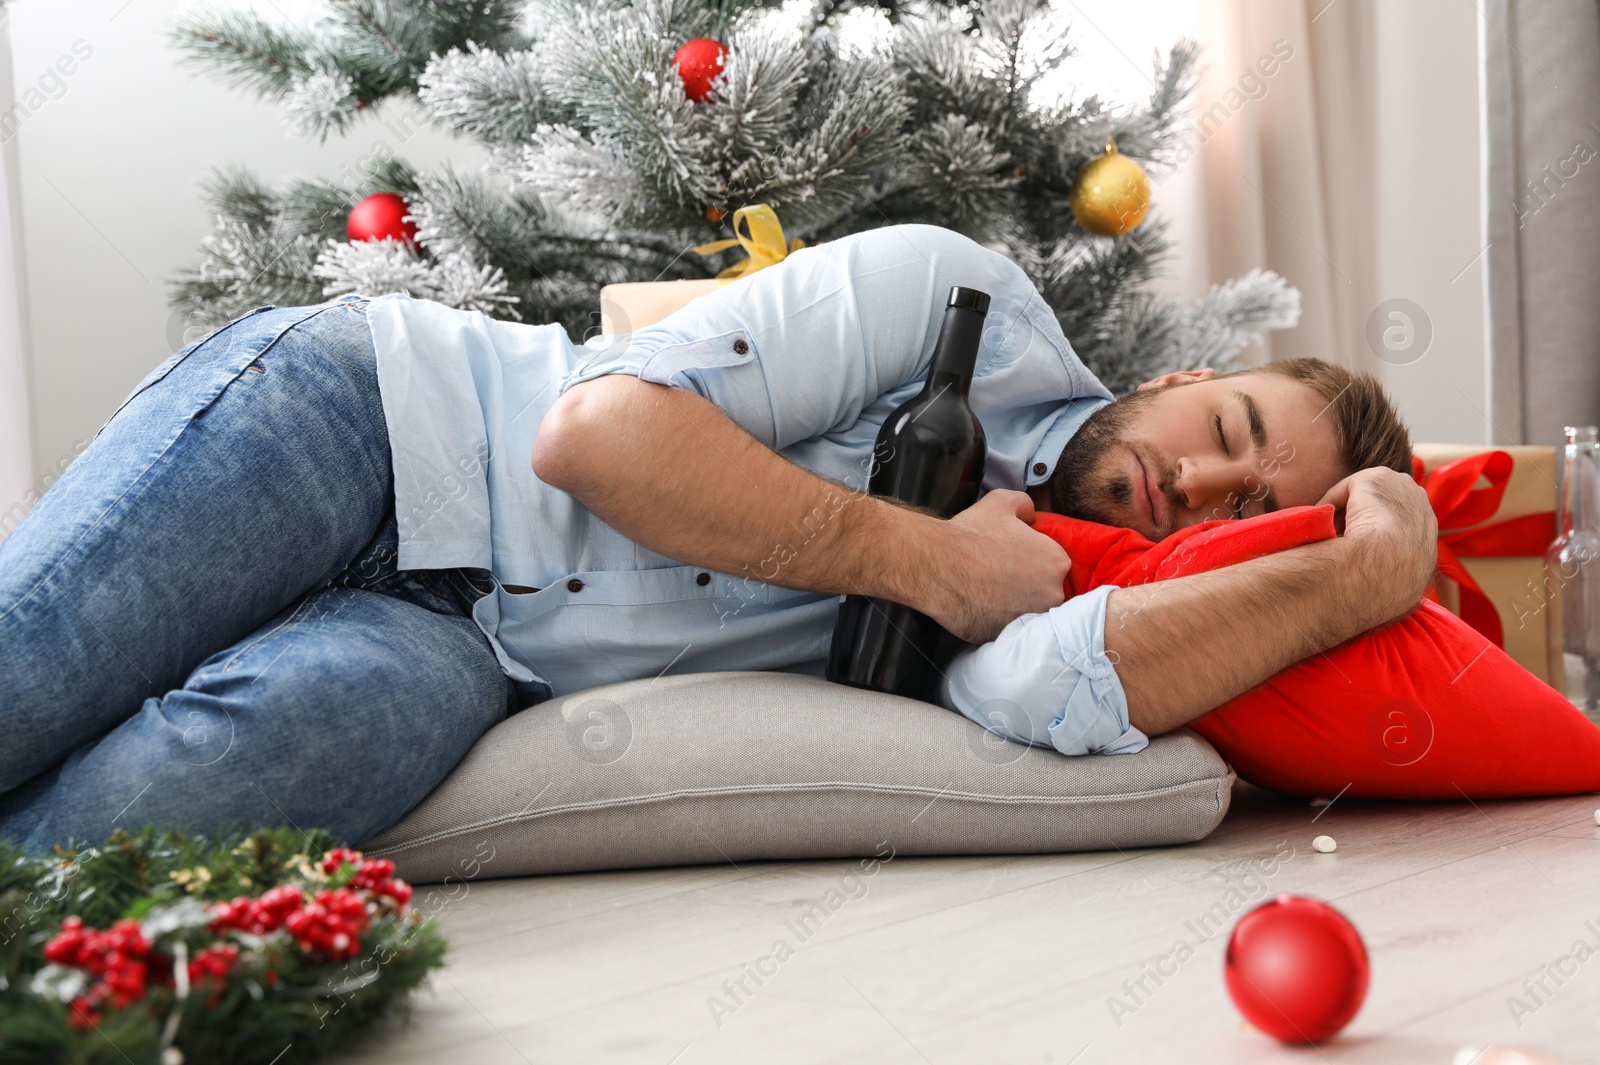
[187,942,241,998]
[44,918,89,965]
[68,995,100,1031]
[321,847,362,876]
[283,887,371,960]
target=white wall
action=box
[9,0,485,488]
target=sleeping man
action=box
[0,223,1438,851]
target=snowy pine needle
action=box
[312,239,435,300]
[1176,269,1302,370]
[312,239,522,319]
[418,43,552,147]
[282,70,361,140]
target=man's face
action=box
[1048,369,1347,541]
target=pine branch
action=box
[1073,290,1184,396]
[418,44,558,146]
[1174,268,1301,367]
[904,114,1018,229]
[1022,219,1170,345]
[409,165,552,278]
[169,7,315,98]
[169,219,325,329]
[532,0,721,222]
[171,0,532,137]
[197,165,279,230]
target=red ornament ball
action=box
[673,37,728,103]
[347,192,418,245]
[1225,895,1370,1044]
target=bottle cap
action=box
[947,286,991,315]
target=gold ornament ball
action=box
[1071,145,1150,237]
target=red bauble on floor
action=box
[347,191,418,244]
[1225,894,1370,1043]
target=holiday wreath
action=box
[0,826,446,1065]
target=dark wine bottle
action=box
[826,285,990,699]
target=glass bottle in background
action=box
[1544,425,1600,721]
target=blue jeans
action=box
[0,296,518,853]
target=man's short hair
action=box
[1232,357,1412,479]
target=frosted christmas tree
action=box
[169,0,1298,395]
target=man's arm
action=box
[533,374,1072,644]
[937,467,1437,750]
[1106,467,1438,734]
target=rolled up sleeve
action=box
[936,584,1149,757]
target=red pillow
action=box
[1032,506,1600,799]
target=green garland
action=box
[0,826,447,1065]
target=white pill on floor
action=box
[1312,835,1337,853]
[1594,808,1600,826]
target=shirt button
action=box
[732,339,749,355]
[696,572,711,586]
[1033,462,1048,476]
[566,578,584,592]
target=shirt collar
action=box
[1026,396,1113,487]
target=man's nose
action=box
[1174,456,1248,523]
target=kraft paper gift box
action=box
[598,278,727,336]
[599,204,804,335]
[1412,443,1559,681]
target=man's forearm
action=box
[533,375,942,605]
[1106,536,1414,735]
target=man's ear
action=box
[1135,367,1216,392]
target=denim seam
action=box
[200,303,352,417]
[97,304,277,434]
[0,307,345,627]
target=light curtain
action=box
[1180,0,1381,374]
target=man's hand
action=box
[1316,466,1438,629]
[1107,462,1439,736]
[916,490,1069,644]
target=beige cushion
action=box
[360,672,1235,883]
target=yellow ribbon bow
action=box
[690,204,805,280]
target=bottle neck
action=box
[926,306,983,396]
[1561,443,1600,536]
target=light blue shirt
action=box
[362,223,1148,756]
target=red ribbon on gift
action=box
[1410,450,1556,648]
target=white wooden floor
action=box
[340,784,1600,1064]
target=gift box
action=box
[1413,443,1559,680]
[598,278,726,335]
[598,204,805,336]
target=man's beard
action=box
[1048,388,1176,533]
